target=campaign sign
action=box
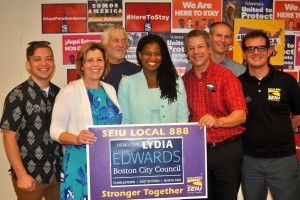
[111,138,183,186]
[87,123,207,199]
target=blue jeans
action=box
[242,154,298,200]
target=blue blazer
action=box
[118,71,190,124]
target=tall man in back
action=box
[185,22,245,77]
[101,25,141,91]
[182,29,247,200]
[239,30,300,200]
[0,41,62,200]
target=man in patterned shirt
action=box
[182,29,247,200]
[0,41,62,200]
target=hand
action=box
[198,114,221,129]
[17,174,36,192]
[77,129,97,145]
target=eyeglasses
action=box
[244,45,268,53]
[28,41,51,47]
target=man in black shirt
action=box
[239,31,300,200]
[101,25,141,92]
[0,41,62,200]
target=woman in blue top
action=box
[118,34,189,124]
[51,42,122,200]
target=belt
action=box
[207,135,240,148]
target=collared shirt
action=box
[219,55,246,77]
[239,66,300,158]
[182,61,247,143]
[184,55,246,77]
[0,77,62,183]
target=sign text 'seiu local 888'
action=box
[87,123,207,199]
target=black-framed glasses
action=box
[244,45,268,53]
[28,41,51,47]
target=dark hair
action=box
[242,31,270,51]
[209,22,233,34]
[288,20,294,29]
[136,34,179,104]
[76,42,110,79]
[26,41,53,61]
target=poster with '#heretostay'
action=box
[87,123,207,199]
[125,2,171,32]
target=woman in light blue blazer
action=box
[118,34,189,124]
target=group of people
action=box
[177,18,213,30]
[1,22,300,200]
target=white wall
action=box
[0,0,272,199]
[0,0,78,199]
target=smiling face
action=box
[107,30,128,64]
[82,49,105,85]
[208,19,214,25]
[227,6,235,16]
[243,36,271,70]
[186,36,211,70]
[138,43,162,74]
[26,47,55,85]
[187,18,193,28]
[288,20,294,29]
[69,55,75,64]
[179,19,185,28]
[211,23,232,55]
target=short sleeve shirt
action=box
[183,61,247,143]
[239,66,300,157]
[0,77,62,183]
